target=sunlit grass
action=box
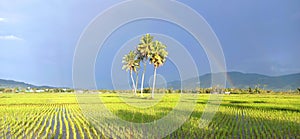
[0,93,299,138]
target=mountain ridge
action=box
[0,79,55,89]
[167,71,300,90]
[1,71,299,90]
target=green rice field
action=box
[0,93,299,138]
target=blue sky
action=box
[0,0,299,88]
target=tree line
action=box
[0,88,74,93]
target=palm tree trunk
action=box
[130,70,136,95]
[135,71,139,96]
[140,61,146,97]
[151,67,157,99]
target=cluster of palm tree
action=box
[122,34,168,98]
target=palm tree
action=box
[149,41,168,98]
[134,49,143,95]
[137,34,154,96]
[122,51,140,95]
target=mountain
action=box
[0,79,54,89]
[167,72,300,90]
[1,72,299,90]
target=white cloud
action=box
[0,18,7,22]
[0,35,23,41]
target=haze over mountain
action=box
[1,72,299,91]
[167,72,300,90]
[0,79,55,89]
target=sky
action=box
[0,0,299,89]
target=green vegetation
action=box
[137,34,154,97]
[122,51,140,96]
[0,93,103,138]
[149,40,168,98]
[122,34,168,98]
[0,93,299,138]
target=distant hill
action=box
[0,79,54,89]
[1,72,299,90]
[167,72,300,90]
